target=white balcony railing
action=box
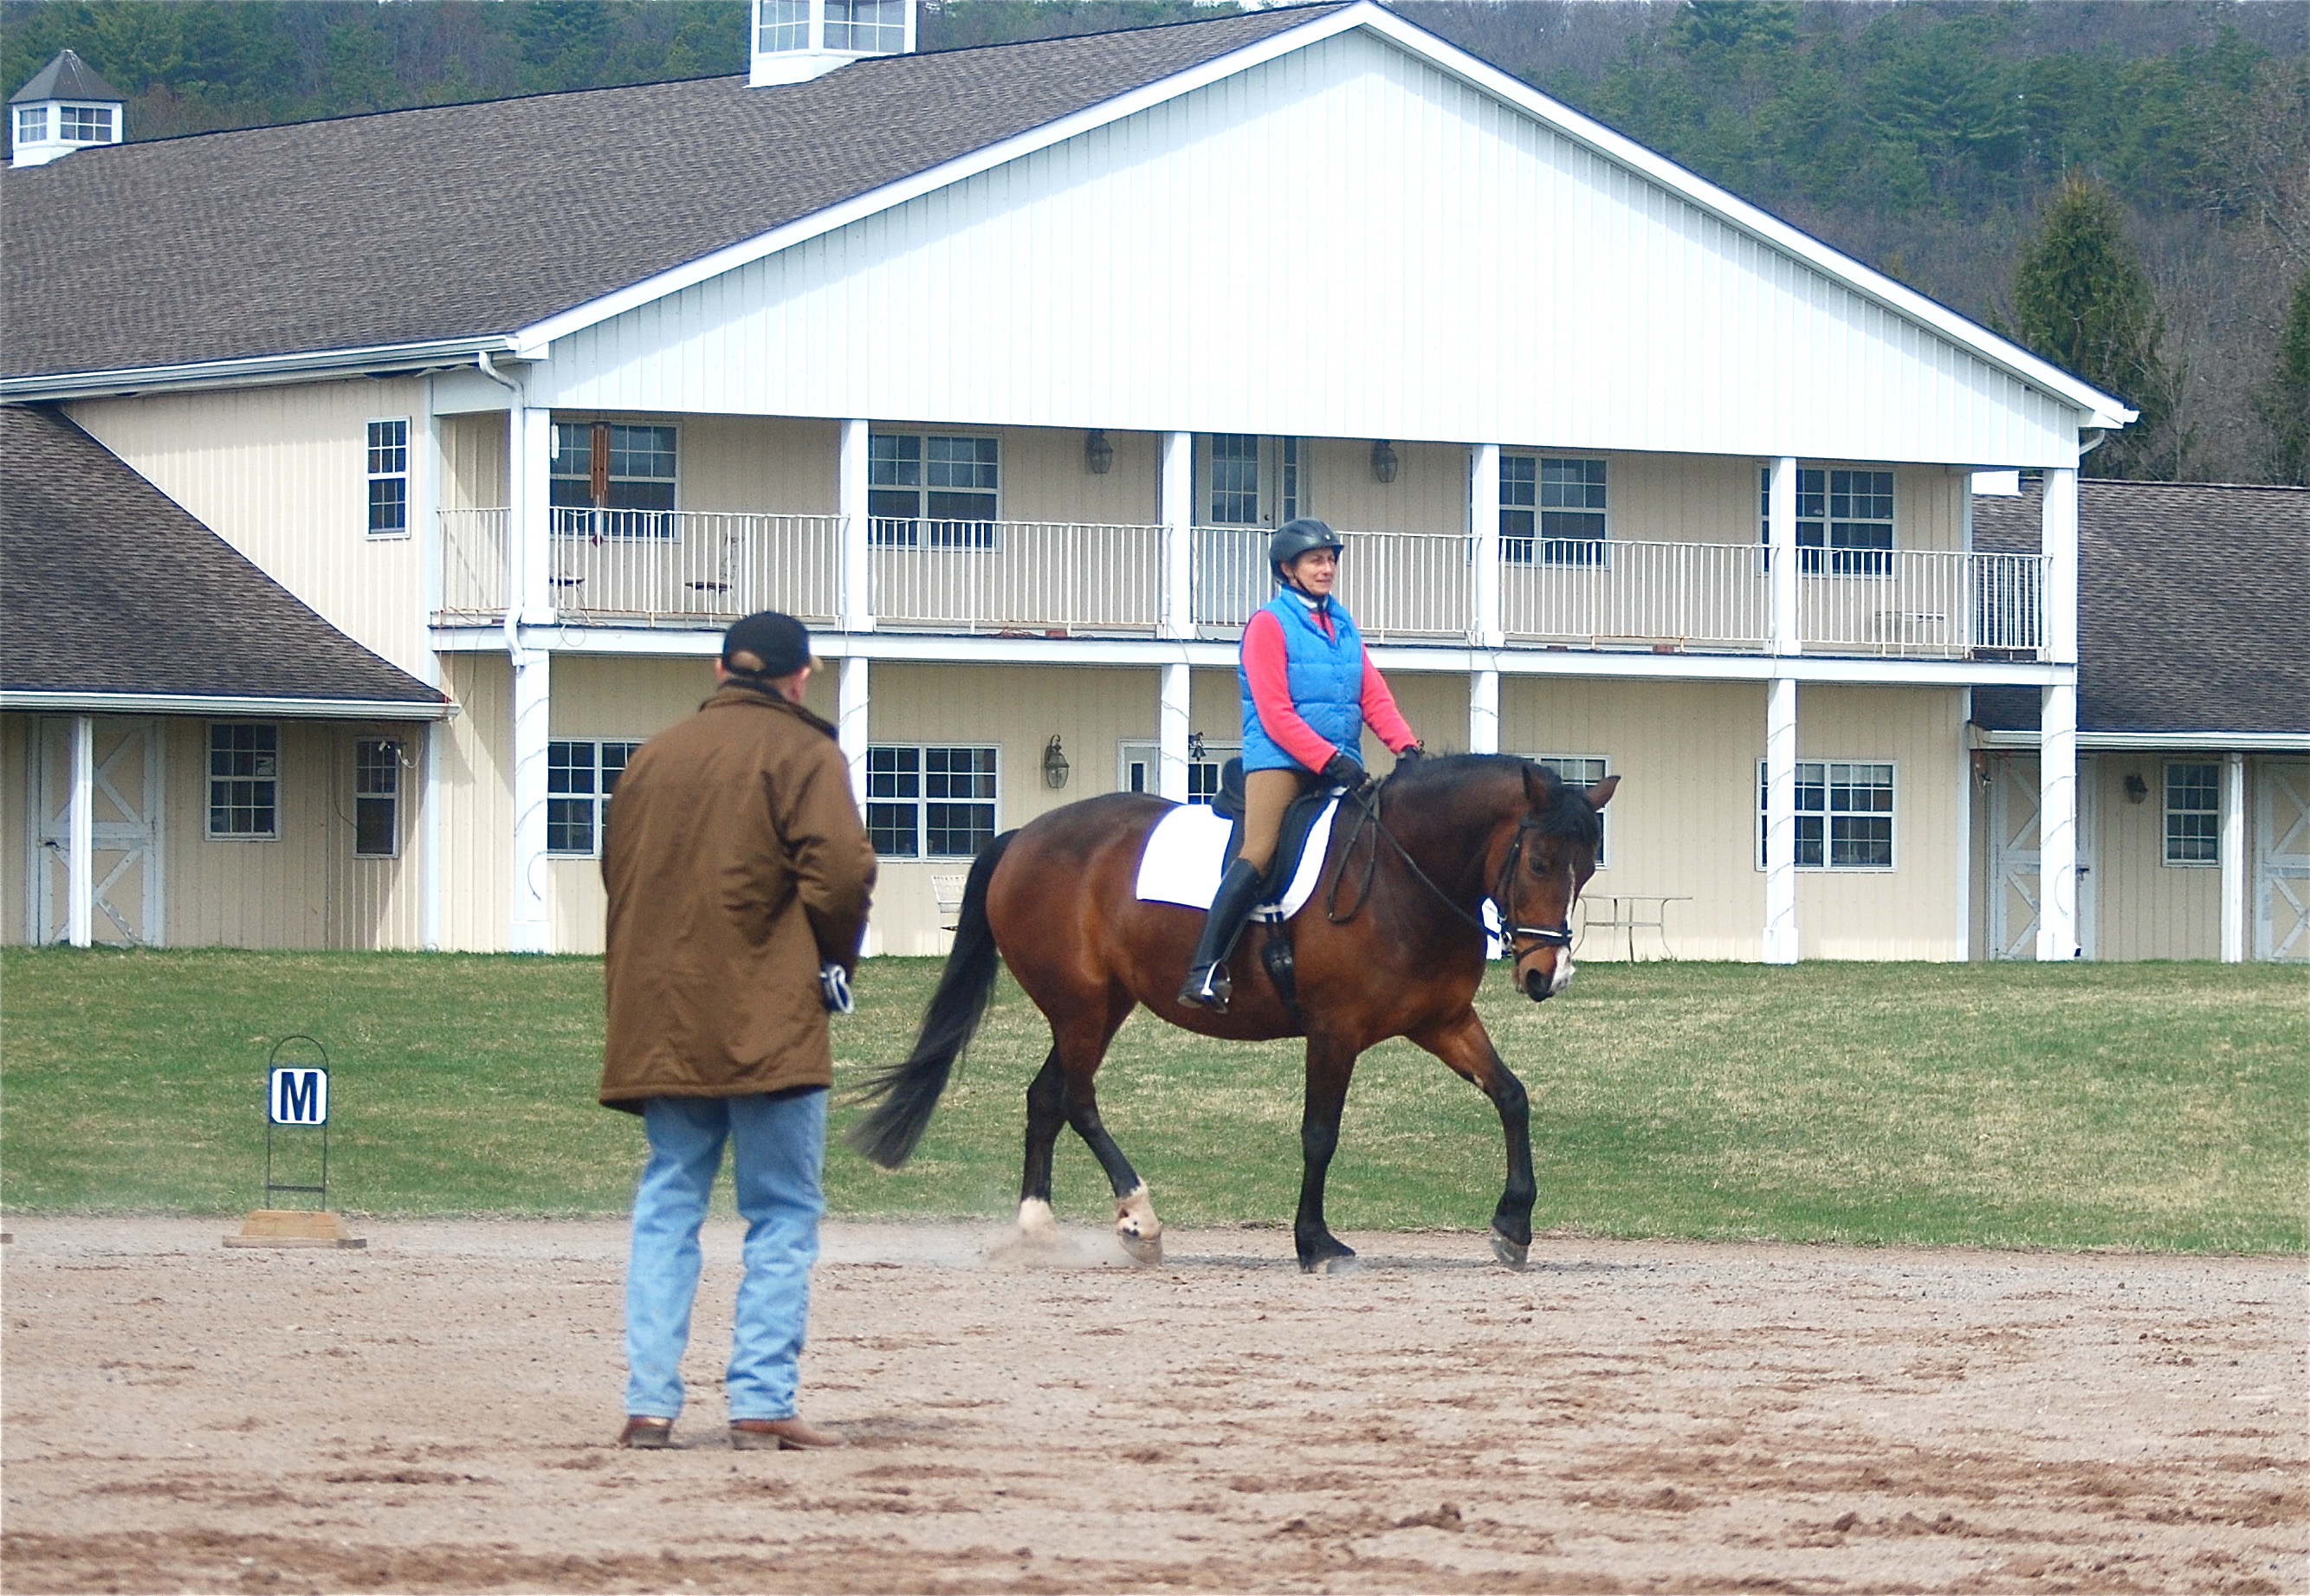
[870,519,1163,634]
[1799,547,2046,656]
[1190,527,1471,639]
[437,507,508,616]
[1503,539,1771,651]
[548,509,843,624]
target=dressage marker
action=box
[223,1034,365,1250]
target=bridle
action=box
[1326,785,1578,962]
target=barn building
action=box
[4,1,2301,960]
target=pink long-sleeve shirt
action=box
[1241,603,1418,773]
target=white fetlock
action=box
[1113,1184,1163,1265]
[1015,1198,1062,1244]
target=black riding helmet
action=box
[1269,518,1345,586]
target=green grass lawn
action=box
[2,947,2302,1252]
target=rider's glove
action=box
[1319,753,1375,799]
[819,961,855,1015]
[1394,743,1425,771]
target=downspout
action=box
[474,352,525,658]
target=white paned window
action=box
[15,106,47,145]
[209,724,279,839]
[547,739,641,856]
[552,422,676,538]
[1757,760,1895,869]
[353,739,402,857]
[1759,467,1895,575]
[1204,436,1303,527]
[2164,761,2220,865]
[1121,740,1240,806]
[1530,754,1610,865]
[869,433,998,548]
[60,104,113,142]
[366,419,409,537]
[757,0,808,51]
[868,746,998,858]
[1502,456,1607,566]
[825,0,906,51]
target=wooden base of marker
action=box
[223,1210,366,1249]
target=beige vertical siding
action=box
[2087,754,2222,961]
[440,411,508,510]
[1794,686,1965,960]
[3,715,29,944]
[437,653,513,953]
[68,380,434,680]
[1312,438,1467,539]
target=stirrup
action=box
[1178,962,1233,1012]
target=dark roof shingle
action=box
[0,404,444,707]
[1,6,1340,379]
[1971,479,2309,736]
[10,48,122,106]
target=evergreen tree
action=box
[2011,174,2185,479]
[2250,265,2310,486]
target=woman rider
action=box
[1178,519,1423,1011]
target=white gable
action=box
[538,25,2088,468]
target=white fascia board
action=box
[511,5,1383,354]
[1392,649,2073,688]
[1,688,454,720]
[0,336,520,404]
[1973,727,2307,753]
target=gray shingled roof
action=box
[10,48,121,106]
[0,404,445,708]
[1971,479,2310,737]
[0,6,1340,380]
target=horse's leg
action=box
[1409,1006,1536,1269]
[1292,1032,1361,1273]
[1016,1048,1067,1240]
[1058,989,1161,1263]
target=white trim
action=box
[68,714,92,947]
[0,689,450,720]
[2222,752,2247,962]
[1972,729,2307,753]
[0,338,521,403]
[1954,687,1971,963]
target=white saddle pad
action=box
[1135,798,1341,923]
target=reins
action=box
[1323,779,1576,960]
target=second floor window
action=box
[2164,761,2219,864]
[1760,467,1895,575]
[1502,456,1607,566]
[366,419,408,536]
[553,422,676,538]
[1205,435,1301,527]
[870,433,998,548]
[548,739,642,856]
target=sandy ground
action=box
[1,1217,2302,1595]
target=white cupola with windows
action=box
[750,0,916,87]
[10,48,125,167]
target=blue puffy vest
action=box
[1239,591,1367,773]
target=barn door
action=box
[35,718,164,947]
[2257,759,2309,962]
[1987,753,2039,960]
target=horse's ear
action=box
[1586,774,1621,810]
[1520,762,1554,809]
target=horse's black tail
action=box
[843,828,1018,1171]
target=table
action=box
[1577,894,1692,961]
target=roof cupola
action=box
[10,48,124,167]
[750,0,916,87]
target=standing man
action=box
[600,611,877,1451]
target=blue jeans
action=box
[624,1089,826,1423]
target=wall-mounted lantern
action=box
[1084,430,1114,475]
[1370,439,1399,483]
[2125,772,2150,804]
[1043,734,1071,789]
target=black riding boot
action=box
[1177,858,1267,1012]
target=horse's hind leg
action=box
[1410,1007,1536,1269]
[1058,992,1161,1263]
[1017,1050,1068,1241]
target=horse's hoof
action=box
[1116,1231,1163,1266]
[1297,1239,1357,1274]
[1489,1228,1530,1270]
[1113,1185,1162,1266]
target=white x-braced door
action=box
[33,718,165,947]
[2257,760,2309,962]
[1987,754,2039,960]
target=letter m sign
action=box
[269,1067,328,1126]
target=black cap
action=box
[721,611,816,677]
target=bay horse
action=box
[847,755,1617,1272]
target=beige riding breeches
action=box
[1239,767,1314,874]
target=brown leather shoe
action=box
[618,1416,676,1449]
[730,1417,846,1451]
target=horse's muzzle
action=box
[1522,966,1553,1002]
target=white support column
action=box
[1159,430,1194,641]
[419,385,447,952]
[1768,456,1800,656]
[839,419,873,633]
[2221,752,2247,963]
[514,407,554,626]
[2036,466,2080,962]
[1469,669,1499,755]
[838,655,870,807]
[1158,662,1192,803]
[1470,443,1502,648]
[1763,678,1799,964]
[421,717,445,951]
[67,713,92,948]
[1953,690,1973,963]
[507,404,554,953]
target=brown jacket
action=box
[599,684,877,1113]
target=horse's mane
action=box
[1384,753,1602,850]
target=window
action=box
[1530,754,1609,865]
[825,0,906,51]
[59,104,113,142]
[1204,436,1302,527]
[547,740,641,856]
[758,0,808,51]
[209,724,279,839]
[2164,761,2220,864]
[1757,760,1894,869]
[551,422,676,538]
[1122,740,1239,805]
[867,746,997,858]
[353,739,402,857]
[870,433,999,548]
[366,419,409,537]
[1502,457,1607,566]
[15,106,46,145]
[1759,467,1894,575]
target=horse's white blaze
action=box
[1551,953,1577,995]
[1016,1197,1058,1236]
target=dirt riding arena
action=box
[3,1218,2301,1594]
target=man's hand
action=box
[1320,753,1375,799]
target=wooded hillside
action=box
[3,0,2301,481]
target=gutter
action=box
[0,335,521,403]
[1970,727,2307,753]
[1,689,454,721]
